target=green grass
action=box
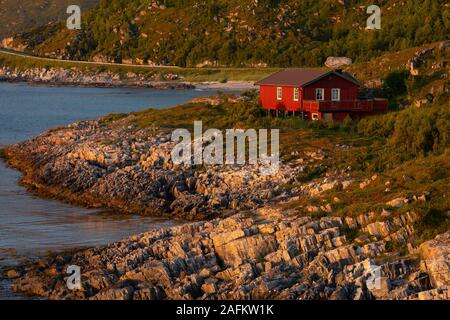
[125,94,298,130]
[415,207,450,244]
[100,113,128,123]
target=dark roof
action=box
[255,68,360,87]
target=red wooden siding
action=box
[303,74,358,101]
[259,85,303,111]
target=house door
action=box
[323,113,333,121]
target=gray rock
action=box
[325,57,353,69]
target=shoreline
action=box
[1,146,194,220]
[1,99,448,300]
[1,113,298,222]
[6,202,449,300]
[0,78,257,91]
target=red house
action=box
[256,69,388,121]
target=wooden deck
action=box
[302,99,388,113]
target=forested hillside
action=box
[0,0,98,39]
[4,0,449,67]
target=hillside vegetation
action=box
[348,41,450,108]
[5,0,449,67]
[0,0,98,39]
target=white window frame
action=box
[277,87,282,100]
[312,113,319,121]
[293,88,299,101]
[332,88,341,101]
[315,88,324,101]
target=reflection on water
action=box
[0,165,177,267]
[0,280,18,300]
[0,159,175,267]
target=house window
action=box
[277,87,282,100]
[293,88,299,101]
[315,88,324,101]
[312,113,319,121]
[332,88,341,101]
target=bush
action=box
[342,226,361,242]
[415,208,450,242]
[383,71,409,100]
[390,106,449,156]
[357,104,449,157]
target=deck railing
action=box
[302,99,388,113]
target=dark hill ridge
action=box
[0,0,99,39]
[3,0,449,67]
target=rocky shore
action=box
[5,208,449,300]
[1,107,448,300]
[0,65,194,89]
[2,116,300,221]
[0,65,256,90]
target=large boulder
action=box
[214,234,278,267]
[90,286,134,300]
[419,232,450,288]
[325,57,353,69]
[1,37,14,48]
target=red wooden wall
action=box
[302,74,359,101]
[259,85,302,111]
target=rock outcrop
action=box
[0,66,192,89]
[325,57,352,69]
[419,232,450,289]
[2,117,300,221]
[9,208,449,300]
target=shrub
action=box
[383,71,409,100]
[415,208,450,242]
[342,226,361,242]
[357,104,449,157]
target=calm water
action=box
[0,82,221,272]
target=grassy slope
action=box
[347,41,450,111]
[347,42,444,81]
